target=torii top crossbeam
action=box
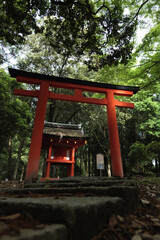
[9,68,139,182]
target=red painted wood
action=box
[48,91,108,105]
[17,76,41,85]
[45,146,52,178]
[25,82,49,182]
[46,159,75,164]
[14,74,136,180]
[46,162,50,178]
[115,100,134,108]
[70,148,75,177]
[16,75,134,96]
[106,92,123,177]
[14,89,39,98]
[14,88,134,108]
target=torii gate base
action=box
[9,68,139,182]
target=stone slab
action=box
[0,185,139,210]
[0,224,68,240]
[0,178,140,239]
[0,196,124,240]
[24,177,137,188]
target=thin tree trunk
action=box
[20,166,24,182]
[92,155,94,176]
[88,144,90,177]
[107,158,112,177]
[13,139,24,180]
[155,158,158,177]
[158,153,160,177]
[65,108,81,123]
[80,156,82,176]
[8,137,12,180]
[84,152,87,177]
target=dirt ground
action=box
[93,179,160,240]
[0,178,160,240]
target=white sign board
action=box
[96,153,104,169]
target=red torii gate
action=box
[9,68,139,182]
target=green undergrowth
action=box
[134,176,160,184]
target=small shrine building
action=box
[41,122,87,180]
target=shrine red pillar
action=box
[46,162,51,178]
[45,146,52,178]
[25,82,49,182]
[70,148,75,177]
[106,91,123,177]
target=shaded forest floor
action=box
[0,177,160,240]
[93,177,160,240]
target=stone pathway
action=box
[0,177,139,240]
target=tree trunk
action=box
[84,155,87,177]
[92,155,94,176]
[158,153,160,177]
[155,158,158,176]
[13,161,19,181]
[20,166,24,182]
[13,139,24,180]
[107,158,112,177]
[88,144,90,177]
[80,156,82,176]
[48,101,56,122]
[8,137,12,180]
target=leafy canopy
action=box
[0,0,154,67]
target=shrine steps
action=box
[0,177,140,240]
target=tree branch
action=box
[140,78,160,89]
[120,0,149,34]
[128,61,160,80]
[129,0,149,24]
[125,60,160,69]
[65,108,81,123]
[91,129,107,156]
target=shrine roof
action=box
[9,68,139,93]
[43,122,87,139]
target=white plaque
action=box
[96,153,104,169]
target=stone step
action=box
[0,178,140,240]
[0,224,68,240]
[0,196,124,240]
[24,177,136,188]
[0,185,139,210]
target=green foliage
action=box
[147,141,160,176]
[0,0,46,45]
[137,177,160,184]
[0,68,32,179]
[0,68,32,139]
[1,0,156,67]
[1,0,160,179]
[128,142,151,173]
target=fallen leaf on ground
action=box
[131,234,142,240]
[0,213,21,221]
[153,234,160,240]
[117,215,124,222]
[109,215,117,227]
[0,222,8,232]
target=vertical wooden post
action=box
[25,82,49,182]
[106,91,123,177]
[70,148,75,177]
[45,146,52,178]
[46,162,51,178]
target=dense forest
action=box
[0,0,160,181]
